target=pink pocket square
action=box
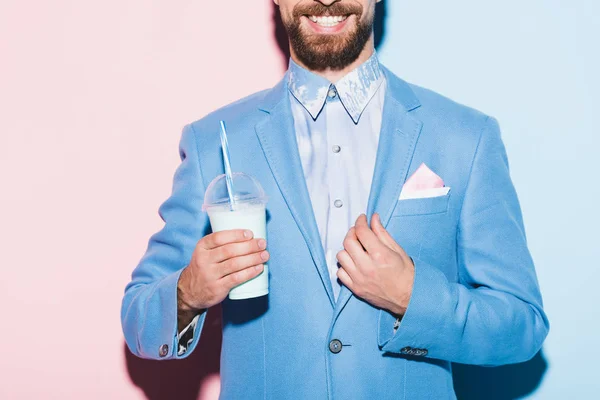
[399,163,450,200]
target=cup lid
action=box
[202,172,268,211]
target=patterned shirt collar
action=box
[287,52,384,124]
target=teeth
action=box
[308,15,347,27]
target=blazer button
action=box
[158,344,169,357]
[329,339,343,354]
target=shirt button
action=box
[328,88,337,98]
[329,339,343,354]
[332,145,341,153]
[334,199,343,208]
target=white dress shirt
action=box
[288,52,386,300]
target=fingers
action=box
[371,213,408,257]
[218,250,270,278]
[200,229,253,250]
[211,237,267,263]
[336,249,359,279]
[343,226,371,266]
[370,213,398,251]
[221,263,265,289]
[354,214,385,255]
[336,264,355,290]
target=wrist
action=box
[390,258,415,316]
[177,268,205,332]
[177,266,203,313]
[389,302,408,317]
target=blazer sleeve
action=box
[377,116,550,366]
[121,123,209,360]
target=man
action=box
[121,0,549,398]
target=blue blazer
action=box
[121,66,549,399]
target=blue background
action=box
[377,1,599,398]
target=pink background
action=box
[0,1,284,398]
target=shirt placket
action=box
[324,84,350,301]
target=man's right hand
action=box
[180,228,270,310]
[176,229,269,329]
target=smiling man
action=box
[121,1,549,399]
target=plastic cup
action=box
[202,172,269,300]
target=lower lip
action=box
[303,15,352,34]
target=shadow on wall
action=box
[453,350,549,399]
[124,1,549,399]
[124,305,222,400]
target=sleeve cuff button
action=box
[159,344,169,357]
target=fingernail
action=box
[258,239,267,249]
[244,230,252,238]
[260,251,269,261]
[255,264,264,271]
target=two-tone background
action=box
[1,1,598,399]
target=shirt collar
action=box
[287,52,384,124]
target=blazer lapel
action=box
[255,76,336,307]
[333,68,423,316]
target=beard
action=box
[280,1,374,71]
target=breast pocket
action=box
[391,192,451,217]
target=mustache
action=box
[292,2,363,18]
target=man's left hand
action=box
[336,213,415,316]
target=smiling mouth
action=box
[306,15,350,28]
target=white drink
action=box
[203,171,269,300]
[207,202,268,300]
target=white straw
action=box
[219,120,236,211]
